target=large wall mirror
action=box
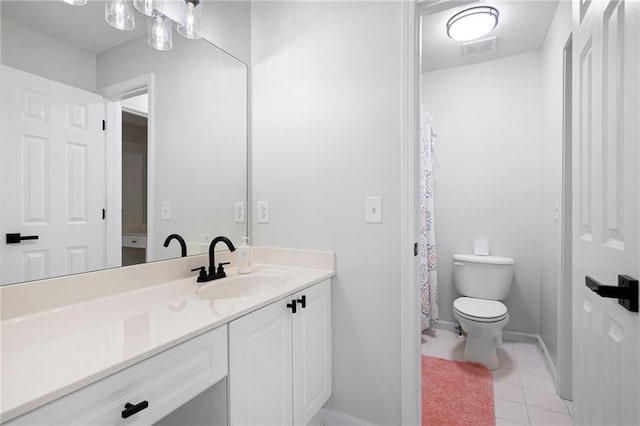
[0,1,248,286]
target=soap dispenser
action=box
[237,236,253,274]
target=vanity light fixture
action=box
[148,12,173,51]
[133,0,159,17]
[62,0,88,5]
[177,0,202,40]
[446,6,499,42]
[105,0,135,31]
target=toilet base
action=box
[462,334,499,370]
[454,311,509,370]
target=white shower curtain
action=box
[419,106,439,330]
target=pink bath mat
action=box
[422,355,495,426]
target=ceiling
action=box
[421,0,559,72]
[1,1,147,54]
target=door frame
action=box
[399,1,420,424]
[557,34,573,401]
[99,74,156,265]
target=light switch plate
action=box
[161,201,171,220]
[366,196,382,223]
[234,202,246,223]
[258,201,269,224]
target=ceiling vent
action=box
[462,36,497,58]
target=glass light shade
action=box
[63,0,88,6]
[133,0,158,17]
[105,0,135,31]
[446,6,499,42]
[177,0,202,39]
[148,14,173,51]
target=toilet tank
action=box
[453,254,515,300]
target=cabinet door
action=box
[293,280,332,425]
[229,300,293,426]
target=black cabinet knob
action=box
[297,295,306,309]
[121,400,149,419]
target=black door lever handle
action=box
[585,275,638,312]
[6,233,39,244]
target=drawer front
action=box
[122,235,147,248]
[8,326,228,425]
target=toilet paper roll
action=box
[473,239,490,256]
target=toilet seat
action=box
[454,297,508,323]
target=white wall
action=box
[96,34,247,260]
[422,51,544,334]
[251,2,403,424]
[0,17,96,91]
[540,1,572,369]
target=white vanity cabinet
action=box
[6,326,228,425]
[228,279,331,425]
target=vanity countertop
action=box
[1,261,334,422]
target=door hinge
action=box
[102,208,106,220]
[102,119,106,131]
[414,242,418,257]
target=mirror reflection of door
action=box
[1,0,248,286]
[120,94,148,266]
[0,65,107,285]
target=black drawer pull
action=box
[585,275,638,312]
[121,400,149,419]
[297,295,306,308]
[6,233,39,244]
[286,300,297,314]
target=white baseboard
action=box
[429,319,459,334]
[501,329,539,344]
[432,320,559,392]
[537,335,559,385]
[321,408,376,426]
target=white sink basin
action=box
[197,274,287,300]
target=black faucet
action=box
[163,234,187,257]
[191,236,236,283]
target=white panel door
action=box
[292,280,332,426]
[572,1,640,424]
[229,299,294,426]
[0,65,106,285]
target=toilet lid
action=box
[454,297,507,319]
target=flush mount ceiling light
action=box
[63,0,88,5]
[446,6,499,42]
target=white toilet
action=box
[452,253,515,370]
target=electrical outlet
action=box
[234,202,246,223]
[161,201,171,220]
[258,201,269,224]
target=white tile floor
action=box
[422,328,573,426]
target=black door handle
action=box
[585,275,638,313]
[287,300,297,314]
[6,233,39,244]
[121,400,149,419]
[297,295,306,308]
